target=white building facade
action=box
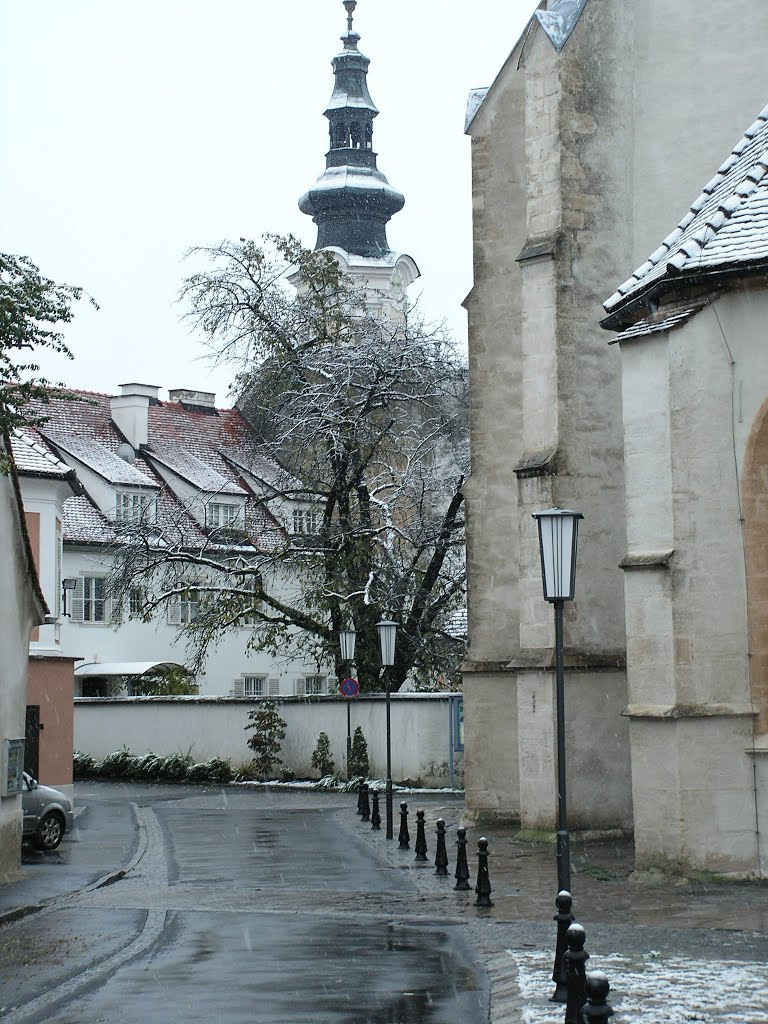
[22,384,333,698]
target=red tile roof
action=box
[28,388,286,551]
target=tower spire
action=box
[344,0,355,35]
[298,0,405,258]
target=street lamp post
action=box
[339,629,356,778]
[531,508,583,894]
[377,618,397,840]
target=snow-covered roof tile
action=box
[10,429,73,479]
[44,430,157,487]
[62,494,117,545]
[145,448,246,496]
[535,0,589,53]
[609,305,707,344]
[28,388,286,552]
[604,103,768,315]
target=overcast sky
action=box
[0,1,533,404]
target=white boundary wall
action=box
[74,693,464,788]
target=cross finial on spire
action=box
[344,1,356,33]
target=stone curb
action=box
[0,801,145,927]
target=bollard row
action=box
[353,794,495,912]
[355,791,616,1019]
[553,909,615,1024]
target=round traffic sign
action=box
[340,677,360,698]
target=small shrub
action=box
[73,751,98,778]
[186,757,232,784]
[311,732,335,777]
[347,726,369,779]
[232,759,260,782]
[314,774,339,790]
[98,748,135,779]
[244,700,287,777]
[280,766,296,782]
[157,752,193,781]
[133,754,163,780]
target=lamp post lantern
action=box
[339,629,357,779]
[531,508,583,894]
[377,618,397,840]
[62,578,78,618]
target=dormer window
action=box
[206,502,242,530]
[115,490,157,524]
[292,507,321,535]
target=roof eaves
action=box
[601,260,768,334]
[604,104,768,316]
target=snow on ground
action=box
[510,948,768,1023]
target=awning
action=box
[74,661,186,678]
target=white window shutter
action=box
[232,678,245,697]
[268,677,280,696]
[70,578,85,622]
[295,677,306,696]
[168,596,181,626]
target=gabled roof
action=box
[604,103,768,324]
[145,448,246,496]
[44,431,157,488]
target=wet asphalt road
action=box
[0,784,487,1024]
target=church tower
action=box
[297,0,419,312]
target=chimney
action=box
[168,389,217,413]
[110,383,159,448]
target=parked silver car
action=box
[22,773,74,851]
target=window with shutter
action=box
[268,677,280,696]
[232,678,245,697]
[305,675,325,696]
[242,676,266,697]
[71,576,110,623]
[295,677,306,696]
[168,588,199,625]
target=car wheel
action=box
[33,812,65,851]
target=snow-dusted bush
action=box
[73,751,98,778]
[98,748,135,779]
[347,726,369,779]
[311,732,335,777]
[245,700,287,777]
[186,757,232,784]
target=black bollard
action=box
[356,781,364,816]
[580,971,614,1024]
[434,818,449,875]
[563,923,589,1024]
[454,826,471,890]
[550,890,575,1003]
[414,810,428,861]
[398,802,410,849]
[360,782,371,822]
[371,791,381,830]
[474,836,493,907]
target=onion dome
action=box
[299,1,405,258]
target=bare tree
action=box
[111,236,467,691]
